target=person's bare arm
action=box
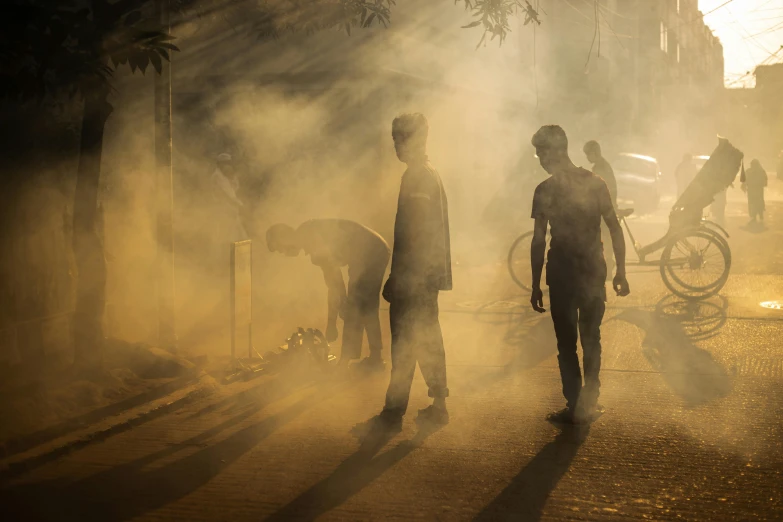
[530,216,547,312]
[600,186,630,296]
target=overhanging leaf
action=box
[149,51,162,74]
[124,10,142,27]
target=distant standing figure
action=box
[742,159,768,223]
[710,188,728,227]
[211,153,248,242]
[530,125,630,425]
[583,141,617,205]
[378,113,452,430]
[675,153,698,198]
[266,220,391,370]
[584,140,617,279]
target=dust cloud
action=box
[0,0,778,460]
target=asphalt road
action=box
[2,181,783,521]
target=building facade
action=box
[723,63,783,168]
[531,0,724,168]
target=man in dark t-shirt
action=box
[531,125,630,425]
[584,140,617,279]
[267,219,390,370]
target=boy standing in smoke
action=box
[530,125,630,424]
[378,113,452,429]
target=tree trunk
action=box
[72,88,113,371]
[155,0,177,351]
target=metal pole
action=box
[248,241,253,359]
[230,242,237,360]
[155,0,177,351]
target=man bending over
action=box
[267,219,390,371]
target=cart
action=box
[508,138,744,301]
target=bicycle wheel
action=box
[508,231,547,292]
[660,228,731,301]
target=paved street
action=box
[2,182,783,521]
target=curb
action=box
[0,377,216,482]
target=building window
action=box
[660,22,668,53]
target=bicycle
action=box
[507,137,744,302]
[507,208,731,301]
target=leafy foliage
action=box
[0,0,180,102]
[457,0,541,48]
[244,0,396,40]
[1,0,544,102]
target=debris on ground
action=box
[222,327,337,384]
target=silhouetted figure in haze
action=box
[675,153,697,198]
[530,125,630,425]
[583,141,617,206]
[211,152,248,242]
[584,140,616,279]
[710,189,728,226]
[378,113,452,430]
[266,220,390,370]
[742,159,768,224]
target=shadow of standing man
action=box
[474,425,590,522]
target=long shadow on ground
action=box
[0,380,347,522]
[474,425,590,521]
[612,307,731,406]
[0,366,203,460]
[265,420,442,521]
[0,368,325,482]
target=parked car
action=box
[693,155,709,172]
[612,153,662,213]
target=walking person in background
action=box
[377,113,452,431]
[675,153,698,198]
[742,159,768,225]
[710,188,728,227]
[530,125,630,425]
[584,140,617,279]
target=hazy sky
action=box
[699,0,783,87]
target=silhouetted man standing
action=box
[584,140,617,278]
[379,113,452,429]
[583,141,617,206]
[266,220,390,370]
[742,159,768,224]
[530,125,630,424]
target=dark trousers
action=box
[747,189,765,220]
[341,252,389,360]
[549,284,606,410]
[383,290,449,416]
